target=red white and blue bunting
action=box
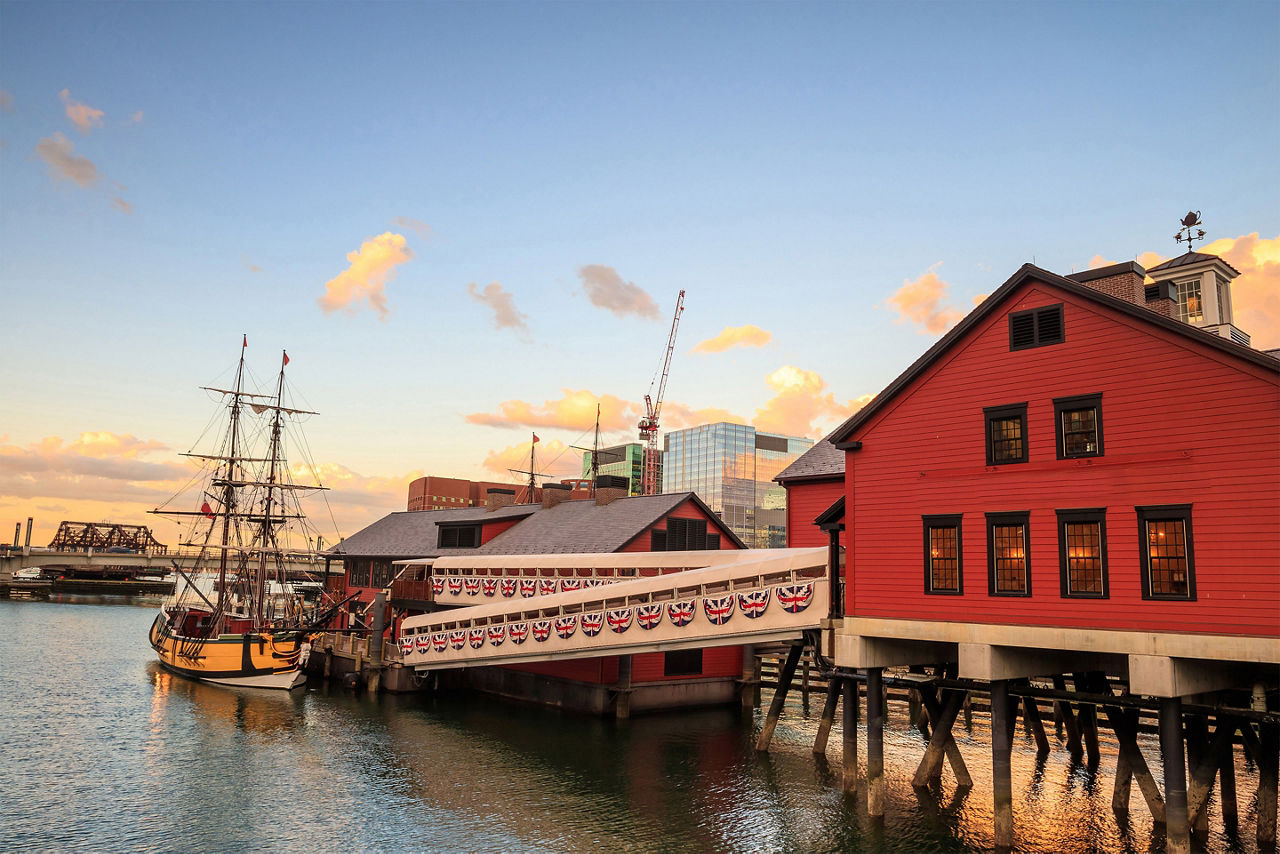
[539,579,558,596]
[519,579,538,598]
[432,633,447,652]
[482,579,498,597]
[447,578,463,595]
[468,628,485,649]
[581,612,604,637]
[431,577,445,597]
[667,600,695,627]
[703,594,734,625]
[449,630,466,650]
[500,578,517,597]
[509,622,529,644]
[777,582,814,614]
[464,578,481,596]
[637,603,662,630]
[738,588,770,618]
[487,625,506,645]
[554,615,578,639]
[607,608,633,633]
[400,637,414,655]
[561,578,582,591]
[532,620,551,641]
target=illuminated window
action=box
[987,512,1030,596]
[1137,505,1195,600]
[1056,509,1108,598]
[923,515,963,594]
[985,404,1028,465]
[1176,279,1203,323]
[1053,393,1103,459]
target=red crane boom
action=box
[638,290,685,495]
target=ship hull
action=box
[150,611,308,690]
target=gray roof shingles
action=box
[775,437,844,482]
[327,504,536,558]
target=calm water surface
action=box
[0,596,1260,853]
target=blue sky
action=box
[2,0,1277,540]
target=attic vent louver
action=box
[1009,304,1065,351]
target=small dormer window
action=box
[1009,304,1064,350]
[438,523,481,549]
[1175,279,1202,323]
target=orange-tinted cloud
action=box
[391,216,431,240]
[317,232,412,320]
[127,111,143,125]
[0,90,14,112]
[752,365,875,438]
[577,265,660,320]
[661,402,747,430]
[241,255,263,273]
[467,390,636,433]
[1200,233,1280,350]
[111,196,133,215]
[466,282,528,331]
[59,89,104,134]
[34,132,100,187]
[886,263,965,335]
[692,324,773,353]
[1087,254,1115,269]
[481,438,581,482]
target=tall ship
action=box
[148,339,345,689]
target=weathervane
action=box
[1175,210,1206,252]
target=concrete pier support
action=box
[615,654,633,720]
[740,644,758,709]
[991,679,1014,849]
[1160,696,1191,854]
[841,677,858,793]
[867,668,886,817]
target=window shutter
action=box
[651,529,667,551]
[706,533,720,550]
[1036,306,1063,344]
[1009,313,1036,349]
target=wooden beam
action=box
[1023,695,1051,755]
[813,678,841,755]
[842,677,859,794]
[1161,696,1191,854]
[1187,717,1235,826]
[992,680,1014,848]
[913,688,967,788]
[755,641,803,751]
[918,686,973,788]
[1260,718,1278,847]
[1100,703,1165,823]
[867,668,886,817]
[1053,675,1084,759]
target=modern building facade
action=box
[663,423,813,548]
[580,442,650,496]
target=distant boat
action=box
[13,567,45,580]
[147,342,349,689]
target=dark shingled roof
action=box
[327,504,537,558]
[774,437,845,483]
[1146,251,1242,278]
[476,491,745,553]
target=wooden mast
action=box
[213,336,248,634]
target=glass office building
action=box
[663,423,813,548]
[580,442,651,496]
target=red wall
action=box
[619,498,743,552]
[480,517,522,544]
[784,478,845,548]
[844,280,1280,637]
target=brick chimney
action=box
[594,474,629,506]
[541,482,572,509]
[486,488,515,512]
[1067,261,1147,305]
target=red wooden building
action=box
[329,481,748,712]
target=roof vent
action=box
[1009,304,1065,351]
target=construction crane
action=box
[638,290,685,495]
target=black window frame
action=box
[437,523,481,549]
[922,514,963,595]
[662,517,711,551]
[1054,393,1104,459]
[1137,504,1196,601]
[1009,303,1065,351]
[1056,508,1109,599]
[664,648,703,676]
[986,511,1032,597]
[984,403,1029,466]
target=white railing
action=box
[398,548,828,670]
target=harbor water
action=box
[0,595,1261,853]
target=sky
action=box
[1,1,1277,545]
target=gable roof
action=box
[775,437,845,483]
[830,263,1279,445]
[327,504,538,558]
[476,491,746,553]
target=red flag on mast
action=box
[201,501,215,519]
[532,433,540,444]
[242,334,248,348]
[283,351,290,366]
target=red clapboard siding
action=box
[785,479,845,548]
[507,656,619,684]
[619,497,743,552]
[844,280,1280,638]
[631,646,743,681]
[480,517,522,544]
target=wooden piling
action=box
[1074,673,1101,765]
[1259,716,1278,847]
[1185,715,1210,836]
[841,677,858,793]
[917,687,972,788]
[1053,675,1084,759]
[867,668,886,817]
[1022,696,1051,755]
[991,680,1014,849]
[814,679,841,755]
[1218,717,1238,832]
[615,654,633,720]
[1160,696,1191,854]
[1101,705,1164,822]
[755,642,803,751]
[913,688,967,788]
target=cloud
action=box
[577,265,660,320]
[391,216,431,240]
[34,132,100,188]
[752,365,875,438]
[660,403,747,431]
[886,262,965,335]
[0,90,13,112]
[467,390,636,433]
[241,255,263,273]
[1087,254,1115,269]
[316,232,412,320]
[1136,250,1165,270]
[1200,233,1280,350]
[127,110,143,125]
[60,89,104,135]
[481,438,581,482]
[692,324,773,354]
[112,196,133,215]
[466,282,529,331]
